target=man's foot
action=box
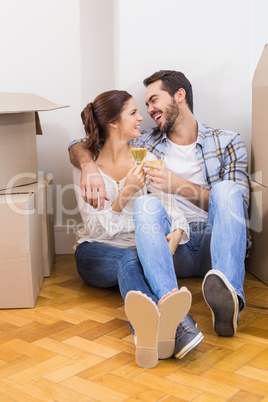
[174,314,204,359]
[202,270,239,337]
[158,288,192,359]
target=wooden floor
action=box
[0,255,267,401]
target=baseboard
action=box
[54,226,76,254]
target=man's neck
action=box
[167,113,198,146]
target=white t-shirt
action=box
[164,138,209,223]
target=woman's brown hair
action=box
[81,90,132,160]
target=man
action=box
[69,70,249,353]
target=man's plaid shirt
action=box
[132,121,250,207]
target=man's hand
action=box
[145,162,210,211]
[69,141,109,209]
[166,229,183,255]
[80,162,109,209]
[145,162,178,193]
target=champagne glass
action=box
[130,143,147,165]
[145,151,164,170]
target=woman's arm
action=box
[166,229,183,255]
[111,163,146,212]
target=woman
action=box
[73,90,191,368]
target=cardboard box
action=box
[0,93,66,190]
[251,44,268,188]
[0,186,44,308]
[246,180,268,285]
[0,176,55,278]
[40,176,55,277]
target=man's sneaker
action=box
[202,270,239,337]
[174,314,204,359]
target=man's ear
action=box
[174,88,186,104]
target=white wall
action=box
[115,0,253,152]
[1,0,268,252]
[0,0,115,252]
[0,0,82,229]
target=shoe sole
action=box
[202,270,238,337]
[158,289,192,359]
[124,291,159,368]
[174,331,204,359]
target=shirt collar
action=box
[196,121,206,148]
[155,121,206,147]
[145,127,168,143]
[146,121,206,146]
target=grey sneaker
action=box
[202,270,239,337]
[174,314,204,359]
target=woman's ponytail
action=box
[81,90,132,160]
[81,102,101,160]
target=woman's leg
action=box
[133,195,179,300]
[133,195,192,359]
[75,241,158,304]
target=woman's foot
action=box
[158,287,192,359]
[158,287,188,306]
[124,291,160,369]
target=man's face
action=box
[145,80,179,133]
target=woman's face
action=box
[117,97,143,140]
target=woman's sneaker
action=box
[174,314,204,359]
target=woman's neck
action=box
[96,137,134,181]
[99,138,130,163]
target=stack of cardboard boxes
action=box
[246,44,268,285]
[0,93,66,308]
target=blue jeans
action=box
[173,181,247,310]
[75,196,179,304]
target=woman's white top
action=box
[73,166,189,249]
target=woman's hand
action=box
[123,162,146,196]
[166,228,183,255]
[111,163,146,213]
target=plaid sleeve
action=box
[68,138,87,151]
[222,134,249,206]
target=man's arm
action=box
[69,141,108,209]
[222,136,249,207]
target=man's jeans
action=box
[173,180,247,310]
[75,196,180,304]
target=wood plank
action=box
[0,255,266,401]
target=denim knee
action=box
[133,195,162,225]
[210,181,243,207]
[117,248,140,267]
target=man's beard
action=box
[159,98,179,133]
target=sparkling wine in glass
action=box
[130,145,147,165]
[145,151,164,170]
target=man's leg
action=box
[202,180,247,336]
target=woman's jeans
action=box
[75,196,180,305]
[173,181,247,310]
